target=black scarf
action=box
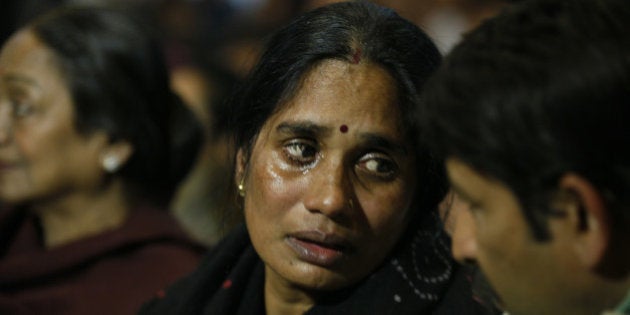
[140,219,498,315]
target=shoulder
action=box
[139,224,254,314]
[431,264,502,315]
[90,205,207,276]
[0,206,207,315]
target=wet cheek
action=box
[251,162,303,214]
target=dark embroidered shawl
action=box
[140,218,497,315]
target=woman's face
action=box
[241,59,417,291]
[0,29,108,204]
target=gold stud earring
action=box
[237,178,246,197]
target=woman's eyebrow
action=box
[276,121,331,137]
[358,133,408,155]
[3,73,41,90]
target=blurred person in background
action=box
[421,0,630,314]
[0,5,205,314]
[374,0,508,53]
[170,60,243,246]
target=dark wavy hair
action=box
[31,6,202,204]
[421,0,630,240]
[229,0,446,217]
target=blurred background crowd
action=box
[0,0,509,246]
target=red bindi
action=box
[222,279,233,289]
[340,125,348,133]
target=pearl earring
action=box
[102,155,120,173]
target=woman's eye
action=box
[357,153,398,179]
[283,140,318,166]
[11,99,35,118]
[468,202,484,214]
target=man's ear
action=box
[557,173,610,270]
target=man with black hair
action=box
[421,0,630,314]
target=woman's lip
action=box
[285,231,353,267]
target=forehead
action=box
[446,158,523,210]
[446,158,491,195]
[0,29,61,79]
[270,59,402,130]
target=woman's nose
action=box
[302,158,353,219]
[450,199,479,263]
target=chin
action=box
[288,265,357,292]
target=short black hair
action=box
[421,0,630,240]
[31,6,202,203]
[230,0,446,215]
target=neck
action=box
[565,276,630,315]
[31,179,130,248]
[264,266,316,315]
